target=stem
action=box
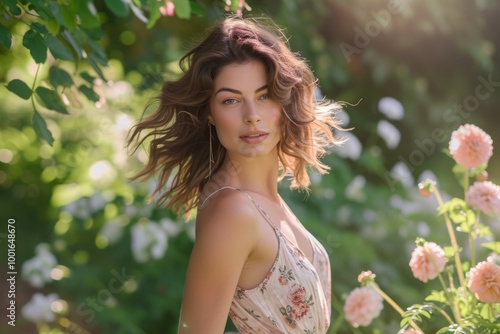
[369,282,424,333]
[427,248,461,323]
[470,210,481,268]
[434,188,466,290]
[464,168,469,200]
[31,64,41,113]
[430,304,455,325]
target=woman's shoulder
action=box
[195,186,260,237]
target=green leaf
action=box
[75,0,101,29]
[46,18,61,35]
[189,1,205,16]
[31,22,48,35]
[6,79,33,99]
[45,34,74,61]
[481,241,500,252]
[425,290,447,303]
[3,0,22,16]
[88,55,107,80]
[173,0,191,19]
[36,86,69,114]
[0,23,12,49]
[61,30,84,59]
[79,85,100,102]
[80,71,96,84]
[33,111,54,145]
[22,30,47,64]
[105,0,130,17]
[61,4,78,29]
[147,0,162,28]
[49,66,74,88]
[87,39,108,66]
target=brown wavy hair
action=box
[128,16,345,216]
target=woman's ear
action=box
[208,115,214,125]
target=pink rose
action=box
[409,242,447,283]
[291,302,309,320]
[468,261,500,303]
[344,287,383,327]
[449,124,493,169]
[466,181,500,216]
[399,329,423,334]
[159,1,175,16]
[287,284,306,305]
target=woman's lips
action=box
[240,132,269,144]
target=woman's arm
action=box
[178,191,258,334]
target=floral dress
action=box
[202,187,332,334]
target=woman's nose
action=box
[243,101,261,124]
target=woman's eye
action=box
[223,98,237,105]
[259,93,269,100]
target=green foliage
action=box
[0,0,207,145]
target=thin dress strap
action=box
[200,186,279,232]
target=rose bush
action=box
[344,124,500,333]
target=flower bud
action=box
[476,170,488,182]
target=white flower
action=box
[89,160,117,187]
[377,120,401,149]
[22,244,57,288]
[378,97,404,120]
[62,198,89,220]
[345,175,366,202]
[336,110,350,126]
[160,218,181,237]
[21,293,59,323]
[390,161,414,188]
[100,216,127,245]
[335,132,362,160]
[88,192,107,213]
[131,220,168,263]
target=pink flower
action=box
[468,261,500,303]
[399,329,423,334]
[409,242,447,283]
[291,302,309,320]
[159,1,175,16]
[449,124,493,169]
[466,181,500,216]
[357,270,376,283]
[278,276,288,285]
[344,287,383,327]
[287,284,306,305]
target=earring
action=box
[207,122,214,179]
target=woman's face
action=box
[209,59,282,161]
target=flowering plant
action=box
[344,124,500,333]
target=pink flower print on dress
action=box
[468,261,500,303]
[291,302,310,321]
[278,265,294,285]
[449,124,493,169]
[288,284,306,305]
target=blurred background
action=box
[1,0,499,333]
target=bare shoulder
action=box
[196,187,259,238]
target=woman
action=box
[128,16,345,334]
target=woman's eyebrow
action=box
[214,85,267,96]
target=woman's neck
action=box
[210,155,280,201]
